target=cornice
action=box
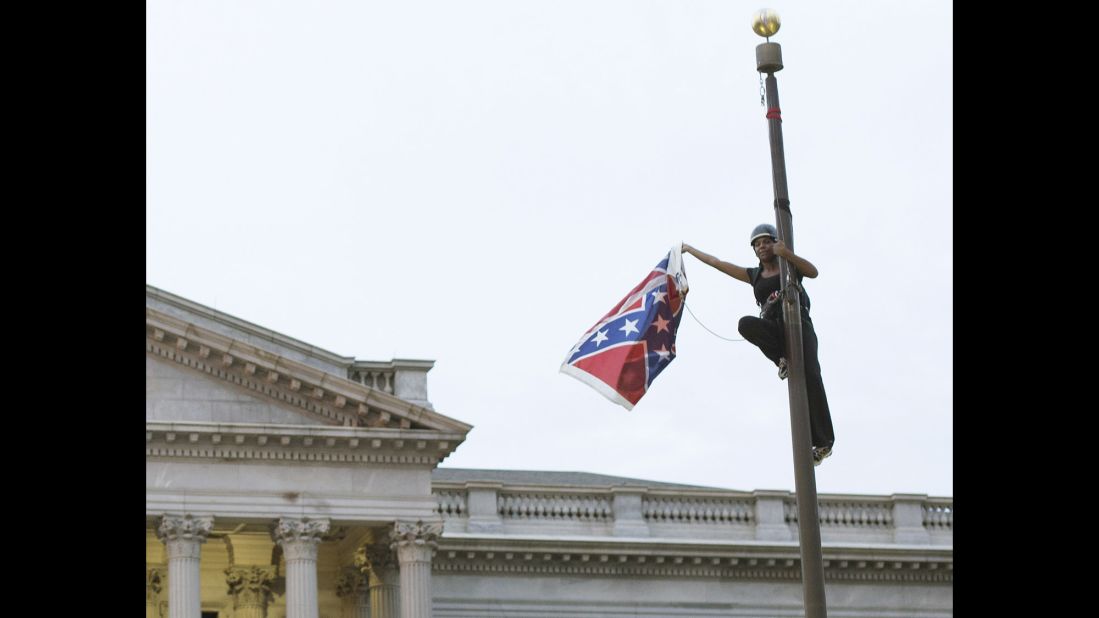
[431,536,952,583]
[147,421,465,465]
[146,285,357,368]
[147,307,472,435]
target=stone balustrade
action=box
[435,489,467,519]
[498,492,614,521]
[346,359,435,408]
[643,495,754,524]
[922,499,953,529]
[784,497,894,527]
[434,482,952,546]
[347,368,396,394]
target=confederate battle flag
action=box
[560,245,689,410]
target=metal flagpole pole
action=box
[752,10,827,617]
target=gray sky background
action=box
[147,1,952,497]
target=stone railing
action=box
[434,483,952,546]
[498,492,613,521]
[346,359,435,408]
[435,490,467,519]
[347,367,396,394]
[923,499,953,529]
[643,495,754,524]
[785,498,894,527]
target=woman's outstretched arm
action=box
[682,242,751,284]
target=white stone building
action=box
[146,285,953,618]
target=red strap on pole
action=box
[766,107,782,120]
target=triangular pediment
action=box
[146,302,472,435]
[147,355,333,426]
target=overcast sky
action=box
[147,1,952,497]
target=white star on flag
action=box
[618,318,640,336]
[651,290,667,304]
[591,329,609,346]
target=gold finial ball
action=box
[752,9,781,38]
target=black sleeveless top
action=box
[746,267,811,313]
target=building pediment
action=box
[147,306,472,436]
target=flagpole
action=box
[753,10,828,617]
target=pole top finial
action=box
[752,9,781,40]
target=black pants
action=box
[738,312,835,449]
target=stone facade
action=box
[146,285,952,617]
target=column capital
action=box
[157,514,214,559]
[156,514,214,543]
[390,521,442,564]
[389,521,442,550]
[271,517,330,561]
[272,517,331,544]
[225,565,276,610]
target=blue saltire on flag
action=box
[560,244,689,410]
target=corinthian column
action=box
[272,517,330,618]
[146,566,165,618]
[390,521,441,618]
[156,514,214,618]
[356,542,400,618]
[225,565,276,618]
